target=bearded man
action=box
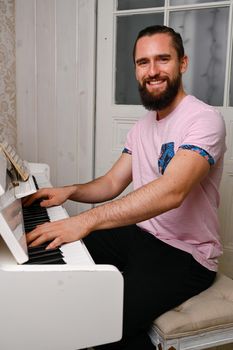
[25,25,226,350]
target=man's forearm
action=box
[68,175,127,204]
[67,153,132,204]
[78,175,182,233]
[79,150,209,233]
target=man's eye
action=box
[160,57,169,63]
[138,60,148,66]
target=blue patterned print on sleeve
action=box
[158,142,175,175]
[122,148,132,155]
[179,144,215,165]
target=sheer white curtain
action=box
[170,7,229,105]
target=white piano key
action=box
[61,241,94,265]
[46,205,69,221]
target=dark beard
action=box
[138,73,182,111]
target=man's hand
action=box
[26,213,91,249]
[22,186,75,208]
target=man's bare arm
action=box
[27,149,210,249]
[85,149,210,230]
[69,153,132,203]
[23,153,132,207]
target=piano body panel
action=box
[0,263,123,350]
[25,161,51,182]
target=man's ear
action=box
[180,55,188,74]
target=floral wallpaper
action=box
[0,0,16,146]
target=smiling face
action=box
[134,33,188,115]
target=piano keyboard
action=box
[23,199,66,264]
[22,173,93,266]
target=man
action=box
[24,25,226,350]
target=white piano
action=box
[0,147,123,350]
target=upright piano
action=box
[0,145,123,350]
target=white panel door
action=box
[96,0,233,276]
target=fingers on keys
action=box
[27,222,60,249]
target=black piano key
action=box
[25,241,66,264]
[24,224,44,233]
[23,200,50,233]
[37,259,66,265]
[23,209,49,218]
[23,210,48,218]
[23,207,48,213]
[23,216,49,222]
[43,260,66,265]
[25,217,49,224]
[28,248,62,258]
[32,175,39,190]
[25,251,62,263]
[27,242,53,251]
[23,199,48,209]
[23,220,48,227]
[24,218,48,224]
[24,256,66,265]
[24,219,49,226]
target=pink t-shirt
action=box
[124,95,226,271]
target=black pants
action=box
[83,225,216,350]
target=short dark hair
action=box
[133,25,185,62]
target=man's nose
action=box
[148,61,160,77]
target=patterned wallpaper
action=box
[0,0,16,146]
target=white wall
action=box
[15,0,96,215]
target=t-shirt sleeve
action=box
[122,124,135,155]
[178,109,226,165]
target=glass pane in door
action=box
[170,0,226,5]
[170,7,229,106]
[117,0,164,10]
[115,13,164,105]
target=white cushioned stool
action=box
[149,274,233,350]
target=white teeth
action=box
[147,80,164,85]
